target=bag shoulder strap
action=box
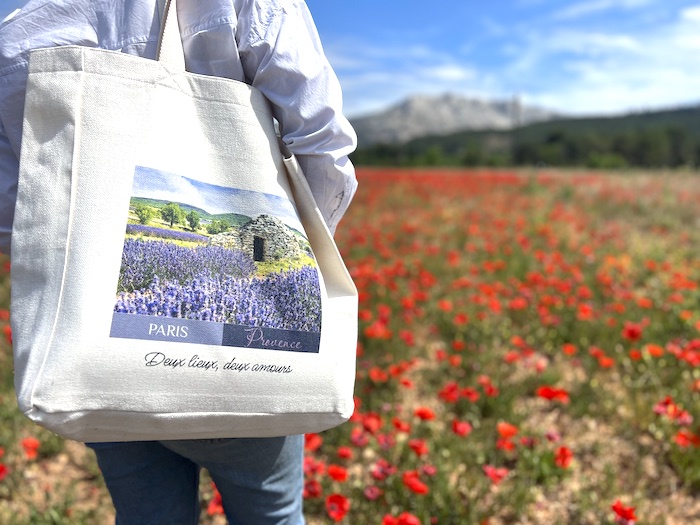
[155,0,186,72]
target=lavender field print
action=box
[109,166,322,353]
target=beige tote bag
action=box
[11,0,357,441]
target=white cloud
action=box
[552,0,654,20]
[680,5,700,20]
[520,6,700,114]
[327,2,700,118]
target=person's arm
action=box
[0,119,18,255]
[236,0,357,234]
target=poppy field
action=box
[1,168,700,524]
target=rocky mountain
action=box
[350,93,560,147]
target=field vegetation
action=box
[1,168,699,524]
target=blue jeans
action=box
[87,436,305,525]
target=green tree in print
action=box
[161,203,185,227]
[134,204,154,225]
[186,210,200,232]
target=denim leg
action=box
[161,435,305,525]
[87,441,200,525]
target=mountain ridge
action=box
[350,93,561,147]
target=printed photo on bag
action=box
[109,166,322,353]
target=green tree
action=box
[186,210,200,232]
[160,203,185,227]
[206,219,231,234]
[134,204,154,225]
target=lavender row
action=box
[118,238,257,292]
[114,267,322,332]
[126,223,209,244]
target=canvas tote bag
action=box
[10,0,357,441]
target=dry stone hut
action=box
[209,214,305,263]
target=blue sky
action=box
[3,0,700,118]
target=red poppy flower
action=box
[622,321,643,341]
[554,446,573,468]
[392,417,411,433]
[21,437,40,460]
[362,412,383,434]
[304,433,323,452]
[461,386,481,402]
[369,367,389,383]
[497,421,518,439]
[452,420,473,437]
[536,385,570,404]
[383,512,421,525]
[562,343,577,355]
[371,458,397,481]
[402,470,429,494]
[328,464,348,482]
[326,493,350,522]
[303,479,322,499]
[414,407,436,421]
[438,382,460,403]
[611,499,637,522]
[408,439,429,456]
[364,485,383,501]
[337,446,354,460]
[0,463,9,482]
[483,464,509,485]
[207,484,224,515]
[674,429,700,447]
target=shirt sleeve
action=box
[235,0,357,234]
[0,119,18,255]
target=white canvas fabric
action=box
[11,0,357,441]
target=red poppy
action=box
[337,446,354,460]
[327,464,348,482]
[303,456,326,476]
[674,429,700,447]
[414,407,436,421]
[368,366,389,383]
[611,499,637,522]
[452,420,473,437]
[303,479,322,499]
[554,446,573,468]
[304,433,323,452]
[622,321,643,342]
[408,439,429,456]
[370,458,397,481]
[461,386,481,402]
[645,344,664,357]
[438,382,460,403]
[402,470,429,494]
[0,463,9,482]
[21,437,40,460]
[206,484,224,515]
[483,464,509,485]
[392,417,412,433]
[383,512,421,525]
[536,385,570,404]
[562,343,577,355]
[362,412,383,434]
[497,421,518,439]
[326,493,350,522]
[363,485,383,501]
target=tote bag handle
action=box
[156,0,186,72]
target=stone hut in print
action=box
[209,214,306,263]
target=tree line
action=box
[133,202,231,234]
[351,125,700,169]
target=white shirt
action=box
[0,0,357,253]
